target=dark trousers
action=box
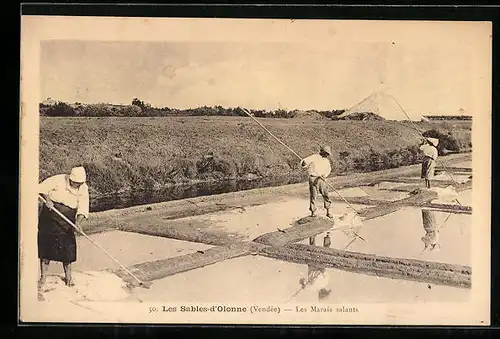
[309,176,332,213]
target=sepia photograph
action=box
[19,16,491,325]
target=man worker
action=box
[38,166,89,288]
[419,137,439,189]
[421,208,440,252]
[301,145,333,218]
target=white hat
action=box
[69,166,86,183]
[426,137,439,147]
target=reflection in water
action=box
[90,175,304,212]
[421,208,441,252]
[323,232,331,248]
[308,232,332,248]
[292,234,332,302]
[299,265,332,301]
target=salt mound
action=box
[39,271,131,302]
[333,212,363,229]
[430,186,459,204]
[327,212,364,238]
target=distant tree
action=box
[81,103,112,117]
[117,105,142,117]
[422,129,460,155]
[132,98,145,108]
[44,102,76,117]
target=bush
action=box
[83,161,124,194]
[422,129,461,154]
[44,102,76,117]
[196,155,236,180]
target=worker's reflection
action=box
[421,208,440,252]
[298,264,331,301]
[309,232,331,247]
[299,232,332,301]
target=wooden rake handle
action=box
[38,195,150,288]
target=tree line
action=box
[39,98,346,119]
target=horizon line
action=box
[40,98,472,116]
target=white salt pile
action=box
[326,211,364,238]
[332,212,364,229]
[39,271,131,302]
[429,186,460,204]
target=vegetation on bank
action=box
[40,99,346,119]
[40,98,473,121]
[39,116,472,198]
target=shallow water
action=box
[200,198,370,242]
[88,158,471,213]
[90,175,305,212]
[40,198,471,305]
[301,204,471,267]
[134,255,470,304]
[46,230,213,275]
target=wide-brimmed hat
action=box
[320,145,332,156]
[69,166,86,183]
[426,137,439,147]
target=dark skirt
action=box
[37,201,77,263]
[421,156,436,180]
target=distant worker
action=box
[301,145,333,218]
[419,137,439,188]
[421,208,440,252]
[38,166,89,288]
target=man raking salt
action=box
[301,145,334,218]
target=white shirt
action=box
[39,174,90,218]
[420,144,438,160]
[301,153,331,178]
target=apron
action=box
[37,201,77,263]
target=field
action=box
[39,116,472,198]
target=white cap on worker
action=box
[426,137,439,147]
[69,166,86,183]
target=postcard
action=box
[19,16,491,325]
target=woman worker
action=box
[37,166,89,288]
[419,137,439,188]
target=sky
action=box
[40,24,488,116]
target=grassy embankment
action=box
[39,116,472,198]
